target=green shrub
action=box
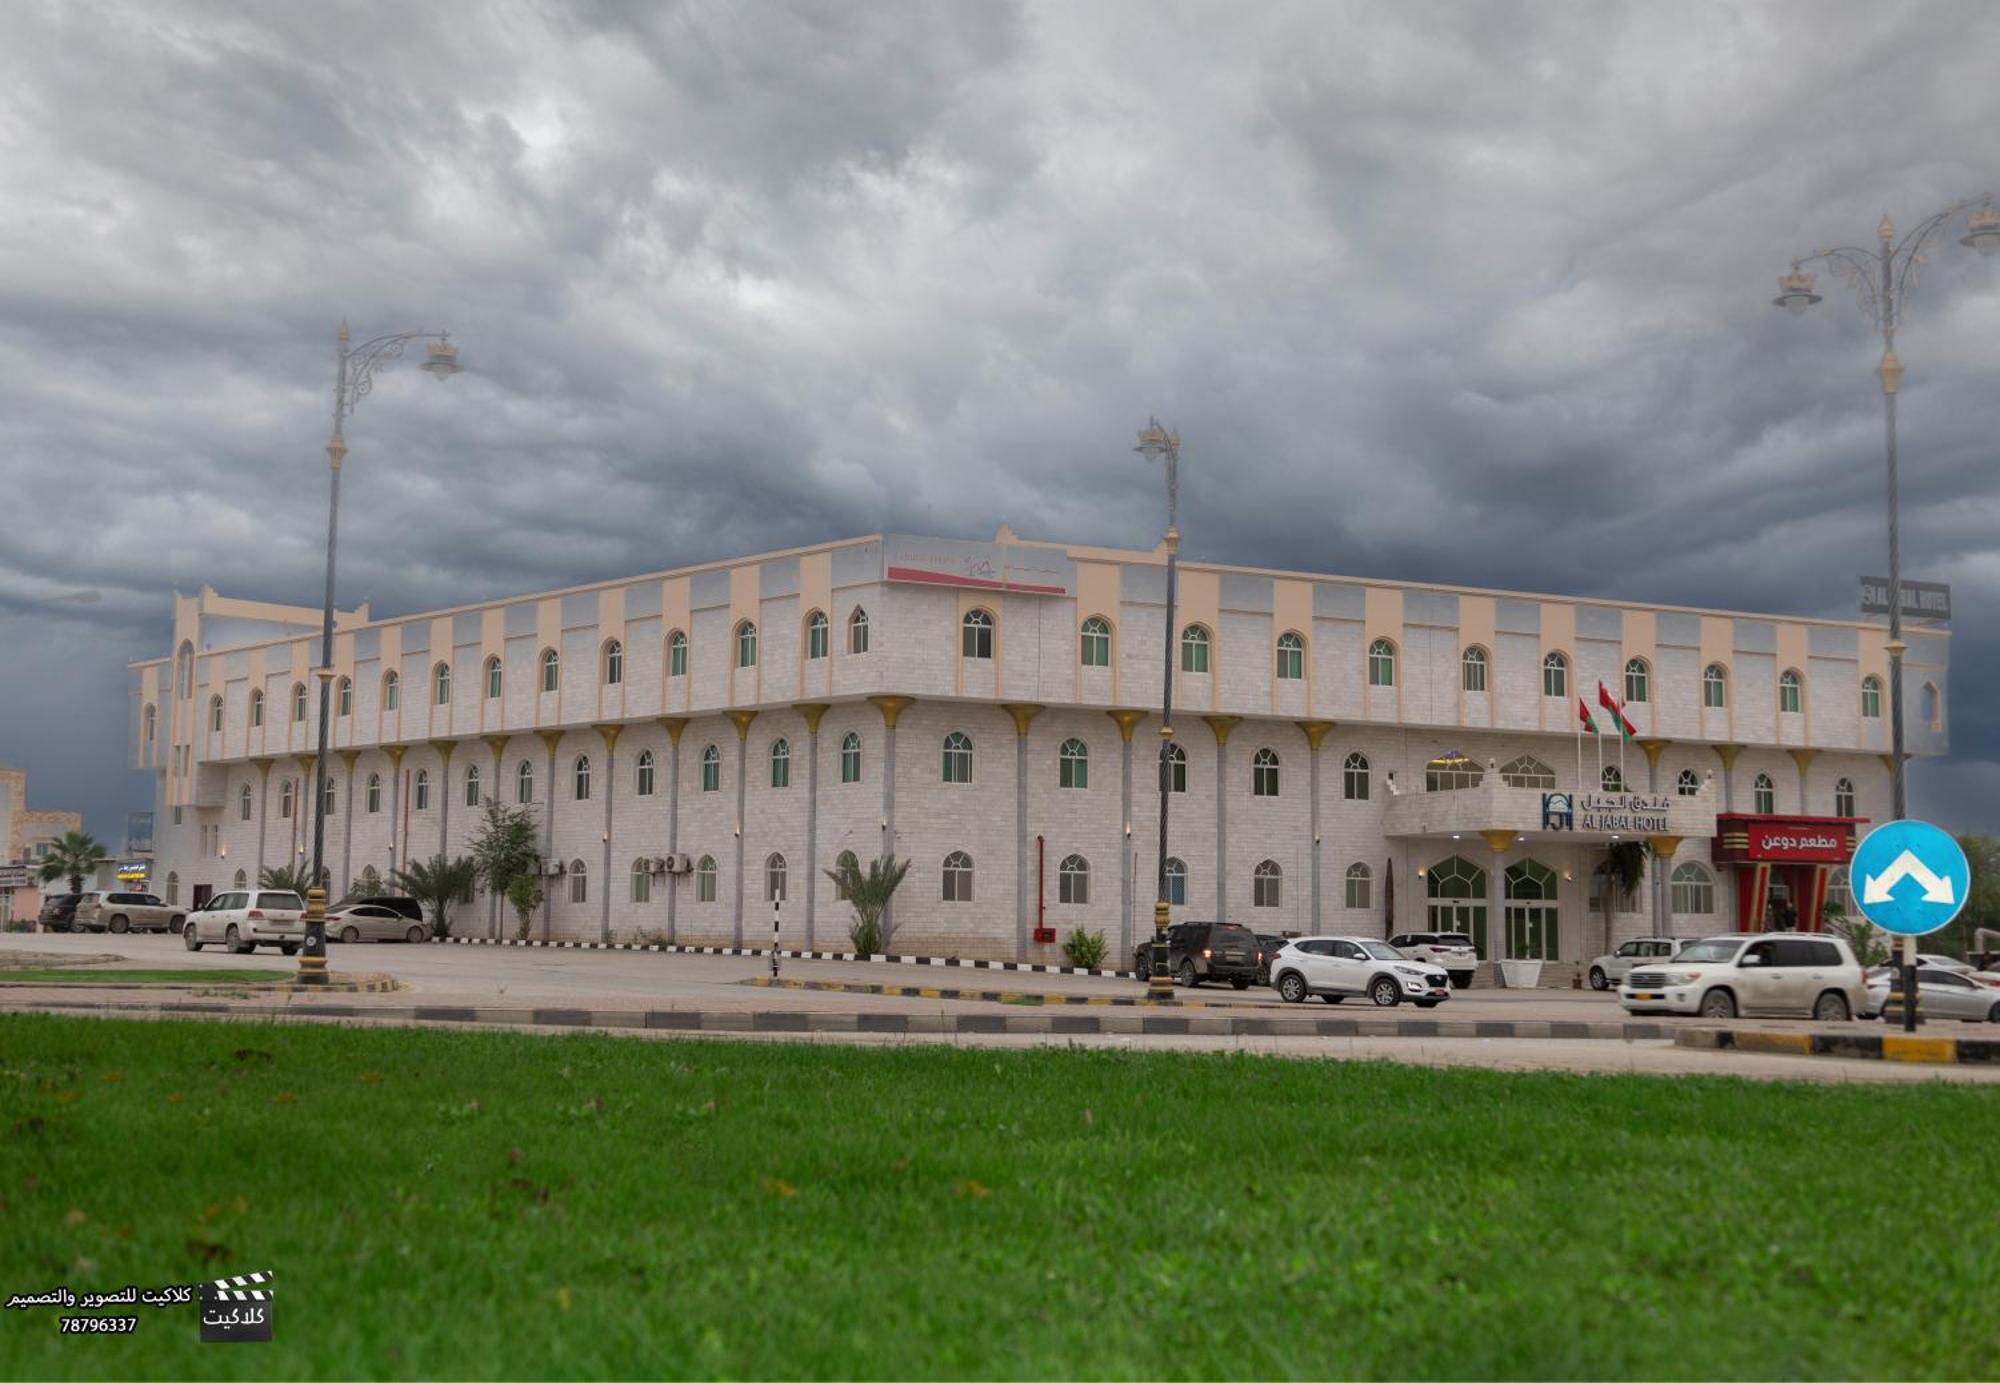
[1061,927,1108,969]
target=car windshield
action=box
[1212,926,1257,948]
[1359,941,1406,961]
[1673,938,1744,964]
[1435,934,1474,948]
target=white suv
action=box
[1387,931,1480,989]
[1588,937,1687,991]
[184,890,307,955]
[1620,933,1867,1022]
[1270,936,1453,1008]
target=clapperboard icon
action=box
[199,1271,274,1343]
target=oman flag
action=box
[1597,681,1638,741]
[1577,697,1599,734]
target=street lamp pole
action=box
[298,322,463,984]
[1135,419,1181,1003]
[1773,193,1999,1030]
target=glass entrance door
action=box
[1505,905,1558,960]
[1428,902,1487,959]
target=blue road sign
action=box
[1850,820,1971,937]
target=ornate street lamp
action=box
[1134,418,1180,1004]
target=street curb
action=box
[744,976,1223,1008]
[433,934,1131,979]
[0,975,401,994]
[1675,1026,2000,1065]
[0,996,1671,1043]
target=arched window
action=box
[1753,772,1776,815]
[962,609,994,659]
[1671,862,1715,915]
[1498,756,1555,789]
[142,703,157,747]
[209,695,223,732]
[165,871,179,905]
[1601,765,1626,792]
[464,763,482,808]
[631,858,651,904]
[603,639,623,686]
[1860,675,1882,719]
[573,755,591,801]
[248,689,264,727]
[292,683,308,723]
[1344,862,1372,910]
[238,784,253,820]
[358,865,383,894]
[1834,777,1856,817]
[540,648,560,692]
[367,773,383,813]
[1252,748,1280,797]
[1922,682,1941,729]
[1461,646,1488,693]
[1542,652,1569,699]
[1624,657,1650,704]
[636,749,656,797]
[337,676,353,716]
[413,769,430,811]
[280,780,295,819]
[1164,742,1187,793]
[702,744,722,792]
[667,630,687,678]
[839,733,861,784]
[515,760,533,804]
[1181,624,1210,674]
[1343,751,1370,801]
[1164,857,1187,906]
[768,739,790,789]
[805,610,828,660]
[847,607,870,654]
[434,662,451,705]
[1058,738,1088,790]
[382,671,400,712]
[485,657,502,700]
[766,853,787,901]
[695,855,717,903]
[1253,859,1282,908]
[1427,753,1484,792]
[1080,616,1111,668]
[1703,663,1727,708]
[1276,631,1305,681]
[1778,668,1802,714]
[569,859,587,904]
[942,732,973,784]
[175,642,194,699]
[1058,854,1090,905]
[735,620,757,668]
[1676,768,1701,797]
[233,869,247,890]
[1367,638,1396,688]
[1506,860,1558,907]
[833,851,859,901]
[942,851,974,902]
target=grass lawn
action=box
[2,1015,1996,1380]
[0,970,290,986]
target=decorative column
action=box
[1713,743,1746,813]
[337,750,360,898]
[1204,716,1241,918]
[659,718,688,943]
[1001,704,1044,958]
[536,730,562,940]
[1107,709,1147,965]
[252,758,274,878]
[596,724,622,943]
[483,735,509,938]
[1297,721,1335,930]
[1479,829,1516,962]
[1637,738,1671,941]
[726,711,758,946]
[1786,747,1819,814]
[383,745,406,886]
[430,740,457,857]
[868,696,914,944]
[794,704,830,949]
[1648,835,1683,941]
[294,757,315,880]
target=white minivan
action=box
[1619,933,1868,1022]
[184,889,308,955]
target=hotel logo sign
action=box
[1540,793,1573,831]
[1542,792,1671,834]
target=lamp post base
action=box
[297,886,331,986]
[1141,899,1178,1004]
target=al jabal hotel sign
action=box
[883,535,1074,598]
[1542,792,1674,834]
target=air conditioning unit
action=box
[649,856,670,875]
[675,854,694,874]
[544,859,567,877]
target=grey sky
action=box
[2,0,1995,843]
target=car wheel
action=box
[1176,960,1196,988]
[279,944,299,957]
[1319,994,1343,1005]
[1369,975,1401,1007]
[1813,991,1852,1023]
[184,926,202,952]
[1989,1002,2000,1024]
[1699,988,1737,1020]
[1230,976,1250,990]
[1588,966,1609,991]
[1450,971,1472,990]
[225,924,250,955]
[406,925,427,945]
[169,916,185,934]
[340,926,360,945]
[1277,972,1307,1004]
[109,914,130,934]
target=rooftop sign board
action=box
[882,535,1074,598]
[1859,577,1949,624]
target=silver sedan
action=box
[1865,966,2000,1023]
[325,903,429,945]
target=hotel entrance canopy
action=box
[1383,776,1720,849]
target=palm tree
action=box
[392,854,478,939]
[822,852,912,955]
[36,831,108,896]
[258,863,315,895]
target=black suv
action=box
[1133,921,1263,989]
[37,893,82,932]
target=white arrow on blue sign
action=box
[1849,820,1971,937]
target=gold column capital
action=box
[1106,709,1147,742]
[724,710,759,742]
[868,695,915,729]
[1203,714,1243,746]
[1636,737,1671,769]
[1000,703,1044,737]
[1786,747,1819,775]
[336,750,361,772]
[383,744,407,768]
[429,739,457,767]
[1295,719,1336,752]
[535,730,565,755]
[483,735,510,766]
[1647,834,1683,861]
[252,757,275,781]
[1712,743,1747,771]
[657,717,689,747]
[1878,753,1896,775]
[595,723,624,752]
[293,755,315,779]
[1478,829,1516,855]
[792,703,831,736]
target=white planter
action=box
[1496,959,1544,989]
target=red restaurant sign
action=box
[1740,821,1853,863]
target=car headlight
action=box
[1394,965,1427,978]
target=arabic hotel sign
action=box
[882,535,1074,597]
[1541,792,1673,834]
[1741,822,1851,863]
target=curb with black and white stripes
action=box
[433,933,1132,979]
